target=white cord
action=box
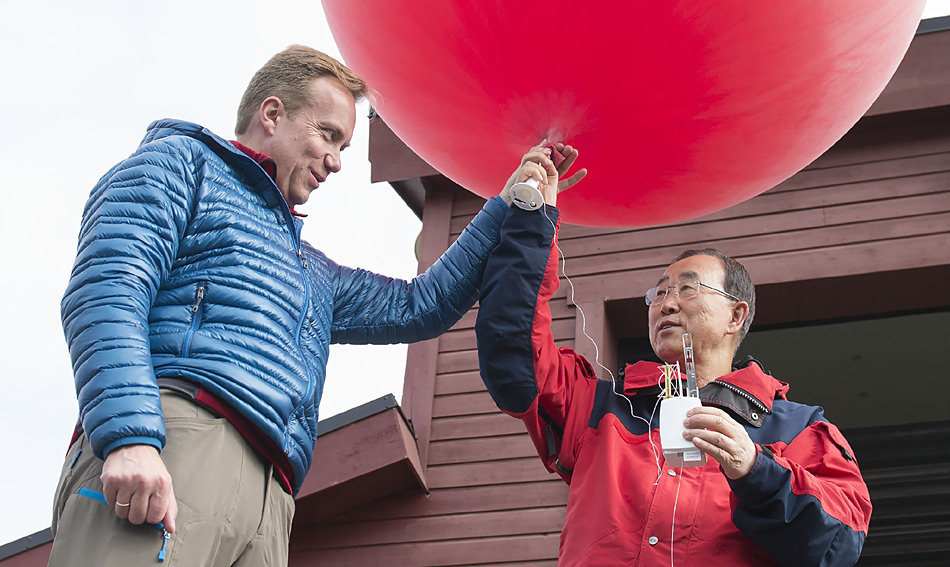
[671,464,684,567]
[540,204,663,484]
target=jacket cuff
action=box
[102,436,164,459]
[485,195,510,218]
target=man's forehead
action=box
[656,255,725,285]
[305,77,357,125]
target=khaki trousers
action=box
[49,392,294,567]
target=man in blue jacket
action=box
[49,45,569,566]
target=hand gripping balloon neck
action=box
[511,144,564,211]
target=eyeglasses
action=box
[645,280,741,308]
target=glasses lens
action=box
[645,286,658,306]
[677,281,700,300]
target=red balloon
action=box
[323,1,926,227]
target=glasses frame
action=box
[645,280,742,307]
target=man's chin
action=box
[654,344,684,364]
[292,190,314,207]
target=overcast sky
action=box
[1,0,947,547]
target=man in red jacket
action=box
[475,147,872,566]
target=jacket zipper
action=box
[233,142,320,463]
[283,223,314,457]
[76,487,170,562]
[181,282,206,357]
[713,380,770,413]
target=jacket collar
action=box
[140,119,286,210]
[621,359,789,427]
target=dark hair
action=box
[673,248,756,350]
[235,45,367,136]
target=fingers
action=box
[164,492,179,533]
[505,141,583,204]
[149,485,178,533]
[111,488,132,519]
[558,168,588,192]
[682,407,756,479]
[520,145,552,166]
[515,146,558,186]
[520,148,556,173]
[100,444,177,531]
[127,489,152,525]
[517,160,548,185]
[553,142,579,176]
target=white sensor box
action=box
[659,396,707,468]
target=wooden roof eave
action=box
[293,395,427,527]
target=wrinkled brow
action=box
[655,270,701,287]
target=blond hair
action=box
[235,45,367,136]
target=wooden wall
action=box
[288,104,949,566]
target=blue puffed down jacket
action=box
[61,119,508,495]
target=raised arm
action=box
[475,146,596,479]
[327,142,586,345]
[326,194,508,344]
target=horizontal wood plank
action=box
[427,458,556,489]
[300,506,566,550]
[435,371,487,396]
[767,152,950,193]
[564,231,950,303]
[428,433,539,465]
[555,180,948,260]
[333,481,568,523]
[430,413,527,441]
[437,350,480,374]
[290,533,560,567]
[559,210,950,279]
[433,391,500,418]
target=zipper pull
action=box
[158,529,170,562]
[297,249,308,270]
[192,286,205,313]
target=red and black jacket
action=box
[475,205,871,567]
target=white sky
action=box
[0,0,948,548]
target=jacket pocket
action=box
[181,281,207,357]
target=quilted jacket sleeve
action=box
[61,138,197,459]
[328,196,508,344]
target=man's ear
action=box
[259,96,283,136]
[727,301,750,336]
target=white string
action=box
[540,204,663,484]
[671,464,684,567]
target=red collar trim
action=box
[230,140,307,218]
[621,360,788,409]
[230,140,276,179]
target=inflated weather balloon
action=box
[322,1,926,227]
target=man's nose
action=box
[659,292,680,314]
[325,150,342,173]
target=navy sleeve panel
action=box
[748,399,824,446]
[729,451,867,567]
[329,196,508,344]
[475,205,559,414]
[588,380,657,436]
[728,400,872,567]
